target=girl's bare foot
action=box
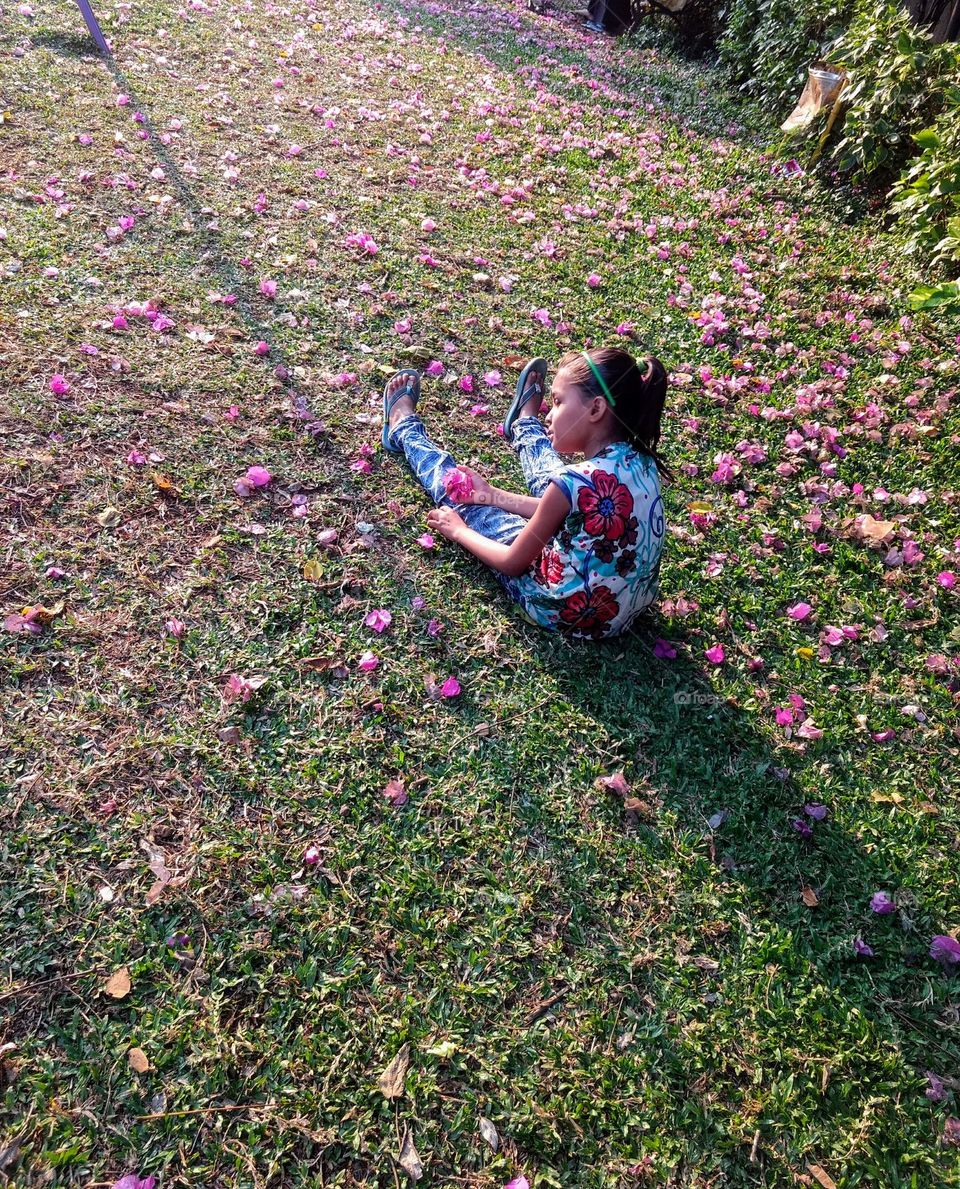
[386,372,417,430]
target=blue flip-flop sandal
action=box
[382,368,421,454]
[503,357,548,441]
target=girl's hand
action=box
[455,467,496,507]
[426,506,467,542]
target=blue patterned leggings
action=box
[388,415,566,543]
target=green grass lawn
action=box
[1,0,959,1185]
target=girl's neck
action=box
[579,427,622,459]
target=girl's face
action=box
[545,366,605,452]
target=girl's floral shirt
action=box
[510,441,665,639]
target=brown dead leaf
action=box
[104,967,132,999]
[398,1127,423,1181]
[378,1043,411,1099]
[217,726,242,745]
[128,1047,150,1073]
[854,514,897,545]
[300,655,345,671]
[806,1163,838,1189]
[150,471,178,497]
[801,886,820,908]
[623,796,655,818]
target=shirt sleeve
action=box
[547,463,588,508]
[546,470,575,507]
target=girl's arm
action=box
[426,482,570,578]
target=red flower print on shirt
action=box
[558,585,619,635]
[577,471,634,541]
[537,548,565,586]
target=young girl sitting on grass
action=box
[382,347,670,640]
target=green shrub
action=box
[891,87,960,266]
[718,0,854,108]
[826,2,949,179]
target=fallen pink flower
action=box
[127,450,147,466]
[586,272,602,287]
[246,466,272,488]
[786,602,812,621]
[165,617,186,639]
[364,608,392,634]
[45,566,67,579]
[350,458,372,474]
[417,533,435,550]
[304,845,321,865]
[427,618,442,637]
[504,1177,530,1189]
[234,477,254,498]
[930,934,960,965]
[253,340,270,356]
[421,217,437,232]
[440,676,461,698]
[222,673,266,703]
[937,571,956,589]
[316,528,339,547]
[259,278,278,298]
[358,650,379,672]
[49,373,70,396]
[653,638,676,659]
[704,644,725,665]
[111,1176,156,1189]
[870,892,896,915]
[383,779,408,807]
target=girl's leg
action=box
[509,416,567,497]
[390,414,527,545]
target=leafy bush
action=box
[718,0,854,108]
[891,88,960,265]
[826,2,949,179]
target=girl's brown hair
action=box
[558,347,672,482]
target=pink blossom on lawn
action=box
[704,644,725,664]
[305,845,321,865]
[427,618,442,637]
[358,651,379,672]
[364,608,392,634]
[425,360,444,377]
[504,1178,530,1189]
[111,1176,157,1189]
[165,617,185,639]
[483,370,502,386]
[440,676,461,698]
[46,566,67,579]
[470,404,489,416]
[383,779,408,806]
[586,272,601,287]
[929,935,960,965]
[259,278,277,298]
[459,374,474,393]
[417,533,435,549]
[246,466,272,488]
[350,458,372,474]
[253,340,270,356]
[870,892,896,914]
[653,638,676,659]
[937,571,956,589]
[127,450,147,466]
[222,673,265,703]
[49,374,70,396]
[421,218,437,232]
[786,602,812,621]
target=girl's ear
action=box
[588,395,607,421]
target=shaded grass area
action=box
[1,0,959,1186]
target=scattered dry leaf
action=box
[378,1042,410,1099]
[802,886,820,908]
[478,1117,499,1152]
[398,1127,423,1181]
[104,967,132,999]
[128,1047,150,1073]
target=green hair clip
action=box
[581,351,616,408]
